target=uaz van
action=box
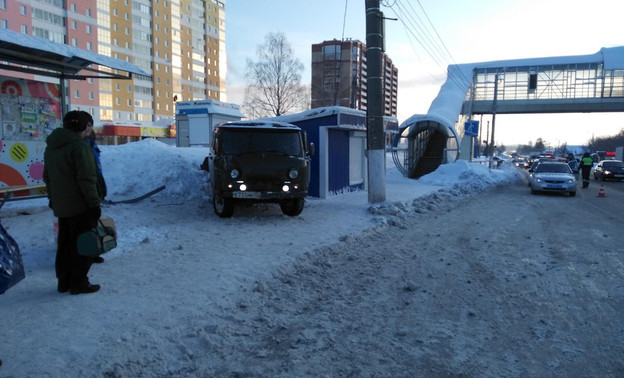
[203,121,314,218]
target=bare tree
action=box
[243,32,307,119]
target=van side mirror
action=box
[308,143,315,157]
[200,156,210,172]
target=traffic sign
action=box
[464,120,479,137]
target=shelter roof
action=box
[0,28,147,80]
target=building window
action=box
[70,3,76,12]
[71,38,77,47]
[86,8,91,17]
[113,8,118,16]
[89,92,94,100]
[0,1,6,10]
[86,24,92,34]
[0,19,7,28]
[19,5,27,15]
[71,21,77,30]
[86,42,92,50]
[20,25,27,34]
[74,89,80,98]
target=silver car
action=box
[530,162,577,197]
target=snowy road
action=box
[183,181,624,376]
[2,172,623,377]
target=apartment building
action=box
[311,39,398,117]
[0,0,226,141]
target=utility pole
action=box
[489,73,499,169]
[365,0,385,203]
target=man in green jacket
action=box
[43,110,102,295]
[579,152,594,189]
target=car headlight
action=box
[604,170,611,175]
[535,178,543,183]
[288,168,299,180]
[230,169,239,179]
[567,179,575,184]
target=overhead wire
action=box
[383,0,472,89]
[334,0,350,106]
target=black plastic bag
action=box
[0,219,25,294]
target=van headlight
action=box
[288,168,299,179]
[230,169,239,179]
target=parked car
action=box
[593,160,624,181]
[528,157,557,186]
[204,120,314,218]
[529,162,577,197]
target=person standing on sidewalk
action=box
[579,152,593,189]
[43,110,102,294]
[86,127,107,264]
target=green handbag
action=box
[77,217,117,257]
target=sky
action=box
[0,138,522,375]
[224,0,624,147]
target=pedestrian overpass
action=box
[392,46,624,177]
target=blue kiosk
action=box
[270,106,398,198]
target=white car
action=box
[530,162,577,197]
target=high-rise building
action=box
[311,39,398,117]
[0,0,226,137]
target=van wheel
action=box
[280,198,304,216]
[213,192,234,218]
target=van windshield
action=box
[221,129,302,156]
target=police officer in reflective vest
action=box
[579,152,593,188]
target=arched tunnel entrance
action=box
[391,117,460,178]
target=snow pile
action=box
[101,139,210,203]
[369,159,522,227]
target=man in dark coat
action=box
[43,110,102,294]
[579,152,594,189]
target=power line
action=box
[383,0,472,89]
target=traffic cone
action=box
[597,184,607,197]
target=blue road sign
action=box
[464,120,479,137]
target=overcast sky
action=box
[224,0,624,147]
